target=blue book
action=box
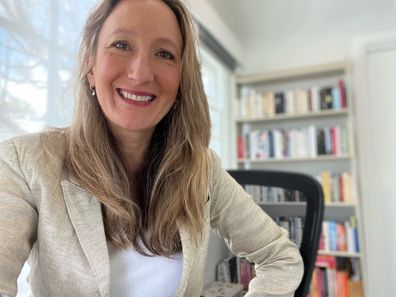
[331,87,341,110]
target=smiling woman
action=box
[0,1,303,297]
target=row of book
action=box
[276,216,304,248]
[243,185,307,204]
[309,256,362,297]
[320,217,359,253]
[273,216,359,253]
[216,256,255,292]
[243,170,354,204]
[316,171,354,204]
[237,125,349,160]
[236,80,348,119]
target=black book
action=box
[320,87,333,110]
[317,128,326,155]
[275,92,285,114]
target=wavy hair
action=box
[63,0,211,256]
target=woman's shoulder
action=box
[0,129,67,169]
[207,148,227,188]
[2,129,65,152]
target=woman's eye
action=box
[112,41,130,50]
[157,50,175,60]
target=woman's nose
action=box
[127,52,154,83]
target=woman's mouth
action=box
[117,88,156,102]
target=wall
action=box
[184,0,244,66]
[242,10,396,74]
[350,34,396,297]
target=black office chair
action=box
[227,170,324,297]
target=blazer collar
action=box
[61,180,110,297]
[174,223,194,297]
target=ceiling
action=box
[207,0,396,46]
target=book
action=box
[320,87,333,110]
[275,92,285,114]
[338,79,347,108]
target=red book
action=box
[237,135,245,159]
[339,175,344,202]
[338,80,347,108]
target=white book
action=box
[249,130,260,160]
[285,90,295,114]
[307,125,317,158]
[322,221,330,251]
[345,220,356,253]
[310,86,320,112]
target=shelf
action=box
[326,202,357,208]
[236,62,346,84]
[318,250,361,258]
[238,155,352,163]
[258,202,356,207]
[235,109,349,123]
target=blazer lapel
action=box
[174,223,194,297]
[61,180,110,297]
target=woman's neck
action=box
[109,125,154,173]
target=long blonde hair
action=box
[62,0,211,256]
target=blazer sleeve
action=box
[209,151,303,297]
[0,140,38,296]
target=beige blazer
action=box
[0,133,303,297]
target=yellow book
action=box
[321,171,332,203]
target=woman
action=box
[0,0,303,296]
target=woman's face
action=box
[88,0,183,138]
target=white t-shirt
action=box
[108,243,183,297]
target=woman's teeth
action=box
[119,89,154,102]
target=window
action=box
[200,45,234,168]
[0,0,94,141]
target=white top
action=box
[108,243,183,297]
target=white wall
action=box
[350,34,396,297]
[242,10,396,74]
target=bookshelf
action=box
[233,62,365,297]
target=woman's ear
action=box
[86,55,96,87]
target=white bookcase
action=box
[233,62,365,296]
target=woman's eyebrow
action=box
[155,38,181,54]
[108,29,180,53]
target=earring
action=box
[89,86,96,97]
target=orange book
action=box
[336,223,347,251]
[310,268,319,297]
[336,271,349,297]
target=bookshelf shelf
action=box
[258,202,356,208]
[237,155,352,164]
[233,62,365,296]
[236,62,346,84]
[318,250,361,258]
[236,108,349,123]
[326,202,357,208]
